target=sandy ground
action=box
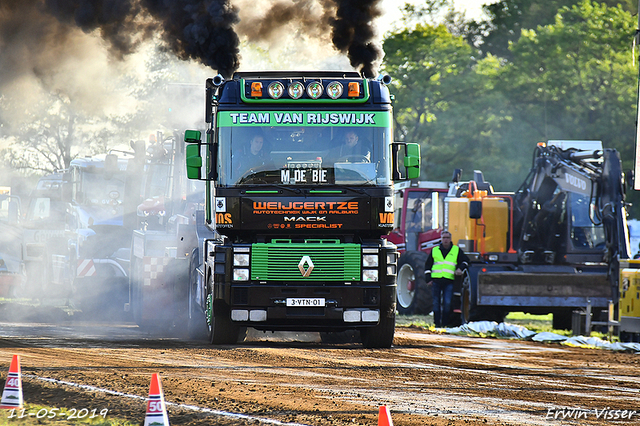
[0,304,638,426]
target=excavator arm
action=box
[514,142,628,267]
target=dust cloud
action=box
[0,0,388,328]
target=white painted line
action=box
[24,374,311,426]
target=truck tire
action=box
[552,310,572,330]
[186,250,209,341]
[206,273,246,344]
[460,270,505,324]
[396,251,432,315]
[360,310,395,348]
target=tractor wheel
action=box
[396,251,432,315]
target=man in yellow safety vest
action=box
[425,230,469,327]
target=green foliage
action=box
[383,23,527,185]
[468,0,637,59]
[500,1,637,158]
[383,0,639,195]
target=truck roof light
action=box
[326,81,343,99]
[348,82,360,97]
[537,142,546,147]
[251,82,263,97]
[288,82,304,99]
[306,82,323,99]
[268,82,284,99]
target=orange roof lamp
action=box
[251,82,263,97]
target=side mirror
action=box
[184,130,202,144]
[185,144,202,180]
[391,142,421,181]
[469,200,482,219]
[404,143,420,179]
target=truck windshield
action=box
[217,114,392,186]
[26,197,66,222]
[76,170,126,209]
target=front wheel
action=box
[460,270,505,324]
[186,249,209,341]
[360,309,395,348]
[205,274,246,344]
[396,251,431,315]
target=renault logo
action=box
[298,256,314,277]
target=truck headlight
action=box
[233,268,249,281]
[233,253,250,266]
[362,269,378,282]
[362,254,378,267]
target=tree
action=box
[383,0,638,194]
[2,94,88,174]
[497,0,637,161]
[382,23,522,183]
[468,0,636,59]
[0,45,209,176]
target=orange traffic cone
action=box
[144,373,170,426]
[378,405,394,426]
[0,355,23,409]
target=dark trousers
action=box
[432,278,454,327]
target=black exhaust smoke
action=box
[41,0,241,78]
[1,0,382,80]
[238,0,383,78]
[331,0,383,78]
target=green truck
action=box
[184,71,419,347]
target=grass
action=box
[0,404,135,426]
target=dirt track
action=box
[0,306,639,426]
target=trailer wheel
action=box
[396,251,431,315]
[205,273,246,344]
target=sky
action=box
[379,0,494,33]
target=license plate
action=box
[286,298,325,307]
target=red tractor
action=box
[384,180,449,315]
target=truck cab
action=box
[185,71,420,347]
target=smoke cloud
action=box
[236,0,383,77]
[331,0,383,78]
[0,0,383,81]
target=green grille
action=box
[251,241,360,281]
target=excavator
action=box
[447,140,631,330]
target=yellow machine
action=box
[447,188,510,254]
[619,259,640,340]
